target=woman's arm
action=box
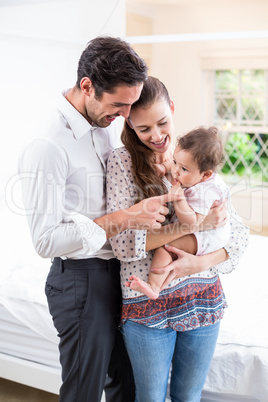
[146,198,228,251]
[107,148,191,261]
[107,149,248,271]
[153,245,229,276]
[152,245,229,289]
[107,148,148,261]
[218,200,250,273]
[151,200,250,284]
[145,222,192,251]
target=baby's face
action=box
[171,146,205,188]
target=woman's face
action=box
[128,99,174,154]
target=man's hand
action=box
[126,193,180,230]
[95,193,182,239]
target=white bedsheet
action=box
[0,202,58,347]
[203,234,268,401]
[1,201,268,400]
[0,304,59,368]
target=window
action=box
[214,69,268,185]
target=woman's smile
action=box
[151,135,168,148]
[129,99,175,154]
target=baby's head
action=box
[172,126,223,188]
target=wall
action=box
[0,0,125,187]
[128,0,268,131]
[126,0,268,232]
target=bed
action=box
[0,200,61,394]
[0,200,267,401]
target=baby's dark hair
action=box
[176,126,223,173]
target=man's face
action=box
[85,84,143,128]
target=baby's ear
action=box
[170,100,175,114]
[201,170,213,182]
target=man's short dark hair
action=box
[76,36,148,98]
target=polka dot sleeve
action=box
[106,147,148,262]
[215,200,250,274]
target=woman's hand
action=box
[151,245,205,289]
[154,163,167,178]
[199,199,227,231]
[154,147,174,177]
[151,243,229,289]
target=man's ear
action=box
[201,170,213,182]
[80,77,93,96]
[126,118,134,129]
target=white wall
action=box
[0,0,125,186]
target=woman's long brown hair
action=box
[121,76,171,203]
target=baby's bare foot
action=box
[125,275,160,299]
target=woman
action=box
[106,77,249,402]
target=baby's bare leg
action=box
[125,246,172,299]
[146,234,197,295]
[125,235,197,299]
[168,233,197,255]
[147,246,173,293]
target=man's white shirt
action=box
[18,90,122,260]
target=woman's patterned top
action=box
[107,147,249,331]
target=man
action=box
[19,36,177,402]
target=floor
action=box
[0,379,58,402]
[0,379,108,402]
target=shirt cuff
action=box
[64,212,107,256]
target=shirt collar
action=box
[57,89,96,140]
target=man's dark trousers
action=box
[46,257,135,402]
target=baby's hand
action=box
[169,182,184,197]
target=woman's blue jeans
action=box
[121,320,220,402]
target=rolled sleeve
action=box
[109,228,148,262]
[107,148,148,262]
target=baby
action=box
[125,126,231,299]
